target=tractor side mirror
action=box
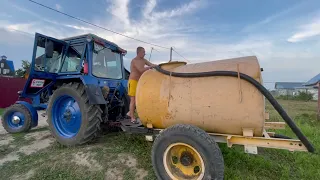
[45,40,54,58]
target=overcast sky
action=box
[0,0,320,89]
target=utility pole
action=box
[169,47,173,62]
[149,47,154,61]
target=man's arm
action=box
[144,59,157,67]
[133,60,152,74]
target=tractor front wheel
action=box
[152,124,225,180]
[1,104,32,133]
[47,82,102,146]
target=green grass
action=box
[0,100,319,179]
[0,108,4,116]
[221,99,320,180]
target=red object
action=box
[84,61,88,74]
[0,77,30,108]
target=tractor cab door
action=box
[32,33,68,74]
[22,33,68,102]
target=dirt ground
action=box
[0,110,152,180]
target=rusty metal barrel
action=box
[135,56,266,137]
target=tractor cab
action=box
[21,33,129,107]
[2,32,131,136]
[31,33,128,79]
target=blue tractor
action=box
[1,33,131,146]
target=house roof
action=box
[274,82,305,89]
[6,60,15,71]
[304,73,320,86]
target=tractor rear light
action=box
[84,62,88,74]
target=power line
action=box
[172,48,190,62]
[27,0,170,50]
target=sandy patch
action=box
[24,130,51,141]
[73,152,103,171]
[0,135,14,146]
[11,169,35,180]
[105,168,123,180]
[18,138,54,155]
[0,129,54,166]
[107,153,148,180]
[136,169,149,180]
[0,152,19,166]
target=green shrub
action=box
[277,91,314,101]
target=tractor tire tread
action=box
[47,82,102,146]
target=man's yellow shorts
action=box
[128,79,138,97]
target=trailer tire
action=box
[152,124,224,180]
[1,104,32,133]
[47,82,102,146]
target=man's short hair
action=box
[137,47,144,54]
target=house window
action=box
[3,69,9,74]
[0,63,3,68]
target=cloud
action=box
[55,4,62,11]
[150,0,203,20]
[65,25,93,31]
[287,18,320,42]
[106,0,130,26]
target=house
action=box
[0,55,15,76]
[274,82,305,96]
[303,73,320,100]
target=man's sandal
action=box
[131,119,139,124]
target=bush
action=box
[277,91,314,101]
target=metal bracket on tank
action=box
[242,128,258,154]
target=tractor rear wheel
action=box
[151,124,224,180]
[1,104,32,133]
[47,82,102,146]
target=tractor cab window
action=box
[61,45,83,72]
[92,43,123,79]
[34,37,64,73]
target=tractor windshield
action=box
[92,43,123,79]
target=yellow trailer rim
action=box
[163,142,205,180]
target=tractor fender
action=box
[78,76,107,105]
[84,84,107,105]
[55,77,107,105]
[15,101,38,128]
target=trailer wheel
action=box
[152,124,224,180]
[47,82,102,146]
[1,104,32,133]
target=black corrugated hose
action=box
[154,66,315,153]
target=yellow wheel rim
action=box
[163,142,205,180]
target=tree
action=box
[15,60,30,78]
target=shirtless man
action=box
[127,47,157,123]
